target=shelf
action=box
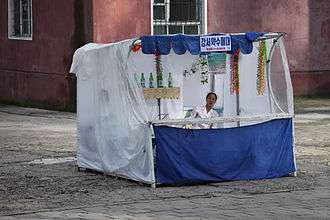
[143,87,180,99]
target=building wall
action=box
[92,0,151,43]
[0,0,151,110]
[0,0,92,110]
[0,0,328,111]
[208,0,330,96]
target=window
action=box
[152,0,206,35]
[8,0,33,40]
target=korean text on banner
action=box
[200,35,231,52]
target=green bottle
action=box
[157,72,163,88]
[134,74,139,87]
[149,73,154,88]
[168,72,173,88]
[140,73,145,88]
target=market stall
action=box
[70,32,295,187]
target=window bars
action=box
[9,0,32,39]
[153,0,203,35]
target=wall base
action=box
[0,69,75,111]
[291,71,330,96]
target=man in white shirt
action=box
[190,92,219,129]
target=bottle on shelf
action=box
[157,71,163,88]
[134,74,140,87]
[168,72,173,88]
[149,72,154,88]
[140,73,145,88]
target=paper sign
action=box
[200,35,231,52]
[207,53,227,74]
[143,87,180,99]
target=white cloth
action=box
[190,106,219,128]
[70,40,155,184]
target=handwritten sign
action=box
[200,35,231,52]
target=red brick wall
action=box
[292,71,330,96]
[0,0,328,110]
[208,0,330,96]
[0,0,151,109]
[92,0,151,43]
[0,0,92,109]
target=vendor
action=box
[190,92,219,129]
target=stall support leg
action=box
[292,118,298,177]
[148,124,156,188]
[236,92,240,127]
[157,98,161,120]
[210,73,215,92]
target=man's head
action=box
[206,92,217,109]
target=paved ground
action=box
[0,97,329,219]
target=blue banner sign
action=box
[200,35,231,52]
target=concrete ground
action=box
[0,97,329,219]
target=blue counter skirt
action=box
[154,118,295,184]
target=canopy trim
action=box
[140,32,266,55]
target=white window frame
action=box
[151,0,207,35]
[8,0,33,40]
